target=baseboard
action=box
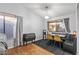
[8,46,14,49]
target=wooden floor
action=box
[6,43,53,55]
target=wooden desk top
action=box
[48,32,66,37]
[6,44,54,55]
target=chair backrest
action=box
[47,34,53,40]
[54,34,62,42]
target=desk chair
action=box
[0,42,8,55]
[54,34,62,48]
[47,34,54,46]
[47,34,53,40]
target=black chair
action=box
[23,33,36,45]
[63,34,77,55]
[0,42,8,54]
[0,42,8,49]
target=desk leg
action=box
[60,42,61,49]
[53,41,56,48]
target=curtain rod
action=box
[0,12,22,18]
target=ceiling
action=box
[0,3,76,18]
[23,3,76,18]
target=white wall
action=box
[44,12,76,33]
[0,4,44,48]
[23,8,44,40]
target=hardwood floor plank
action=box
[6,43,54,55]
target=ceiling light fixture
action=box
[41,3,51,20]
[44,15,50,19]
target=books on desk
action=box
[48,32,66,37]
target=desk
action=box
[51,34,65,37]
[47,33,66,49]
[48,32,66,37]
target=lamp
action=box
[41,3,51,20]
[72,31,76,35]
[44,15,50,19]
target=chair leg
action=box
[26,41,27,45]
[23,41,25,45]
[32,40,34,43]
[53,41,55,47]
[59,42,61,49]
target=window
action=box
[0,13,17,40]
[5,16,17,39]
[48,20,66,33]
[0,15,4,33]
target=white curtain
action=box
[14,16,23,47]
[64,18,70,33]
